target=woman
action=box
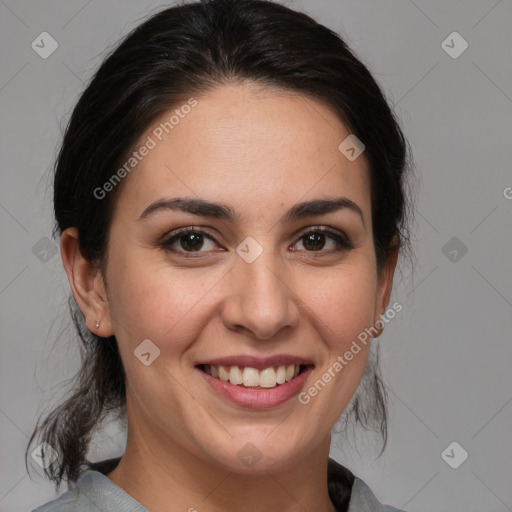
[28,0,413,510]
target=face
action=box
[90,83,396,472]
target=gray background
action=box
[1,0,511,511]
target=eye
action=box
[290,227,354,254]
[160,227,221,256]
[159,225,353,258]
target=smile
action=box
[198,364,310,389]
[195,356,315,409]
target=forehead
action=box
[114,83,371,221]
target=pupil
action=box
[182,233,203,251]
[304,232,324,251]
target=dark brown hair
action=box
[26,0,414,491]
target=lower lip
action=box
[197,367,313,409]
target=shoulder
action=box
[327,458,406,512]
[349,475,406,512]
[30,460,147,512]
[31,472,100,512]
[30,481,91,512]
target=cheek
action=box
[303,264,377,346]
[106,250,213,351]
[294,266,377,424]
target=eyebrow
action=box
[137,196,365,227]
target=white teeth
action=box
[229,366,243,385]
[259,367,277,388]
[285,364,295,381]
[243,367,259,387]
[205,364,303,388]
[218,365,229,382]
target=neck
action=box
[106,424,337,512]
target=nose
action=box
[220,249,300,340]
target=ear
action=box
[372,235,399,337]
[60,227,114,337]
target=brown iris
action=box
[303,232,326,251]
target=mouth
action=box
[197,363,313,389]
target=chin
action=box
[196,428,317,475]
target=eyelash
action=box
[158,226,354,258]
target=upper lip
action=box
[196,354,314,371]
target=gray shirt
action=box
[32,458,405,512]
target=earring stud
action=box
[95,320,100,329]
